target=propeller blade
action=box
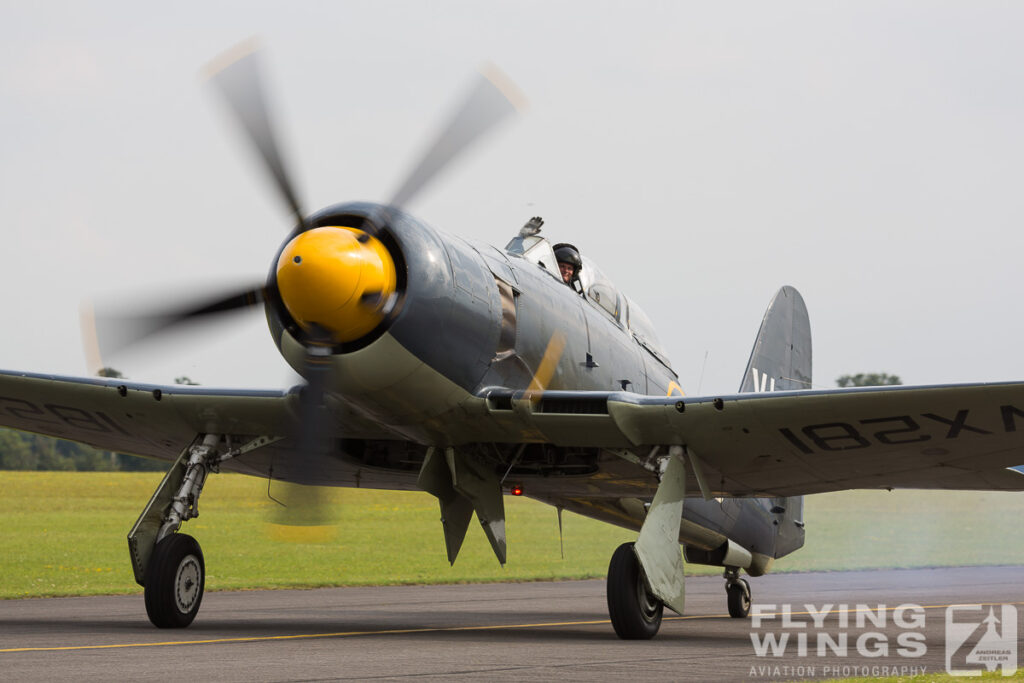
[267,329,338,541]
[207,41,306,227]
[388,65,526,209]
[298,330,332,461]
[82,285,267,370]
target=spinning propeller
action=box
[84,43,523,536]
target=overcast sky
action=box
[1,1,1022,395]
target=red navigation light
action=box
[510,484,524,496]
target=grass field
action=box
[2,471,1023,599]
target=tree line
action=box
[0,430,166,471]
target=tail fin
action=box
[740,285,810,558]
[739,285,811,393]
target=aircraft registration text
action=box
[778,406,1024,453]
[0,396,131,436]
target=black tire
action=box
[606,542,663,639]
[727,578,751,618]
[144,534,205,628]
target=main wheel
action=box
[144,533,205,628]
[727,577,751,618]
[606,542,663,639]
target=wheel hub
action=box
[174,554,202,613]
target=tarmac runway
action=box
[1,566,1021,681]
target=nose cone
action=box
[276,226,397,342]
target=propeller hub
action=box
[276,226,397,343]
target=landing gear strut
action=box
[606,542,663,639]
[724,567,751,618]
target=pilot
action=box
[553,243,582,287]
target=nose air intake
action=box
[276,226,397,343]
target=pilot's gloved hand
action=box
[520,216,544,235]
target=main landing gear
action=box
[606,542,663,639]
[605,447,688,640]
[601,446,758,639]
[126,434,220,628]
[606,546,755,638]
[725,566,751,618]
[127,433,276,628]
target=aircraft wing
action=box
[0,370,401,475]
[478,382,1024,496]
[4,368,1024,496]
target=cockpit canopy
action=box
[504,231,672,368]
[505,232,562,280]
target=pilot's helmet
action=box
[553,243,582,271]
[552,243,582,285]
